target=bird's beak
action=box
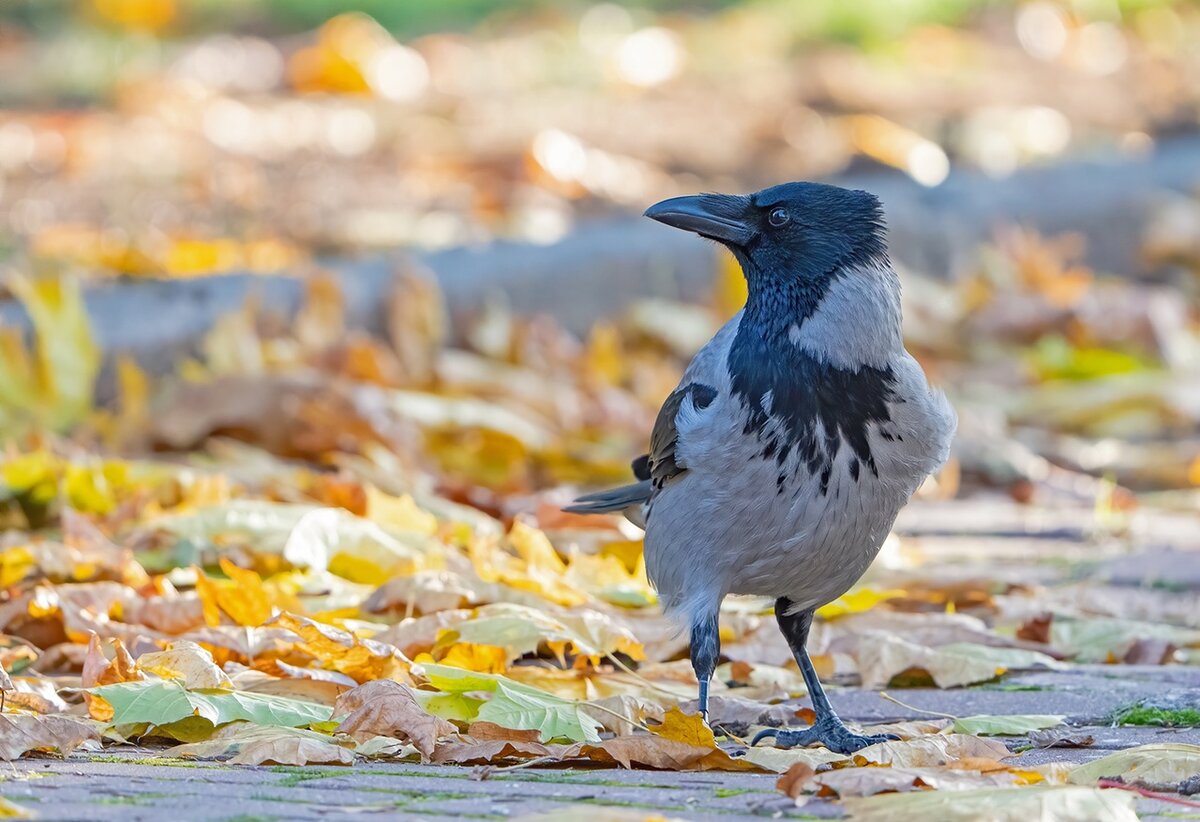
[643,194,754,247]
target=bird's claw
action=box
[751,720,898,754]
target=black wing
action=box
[644,382,717,488]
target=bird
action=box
[565,182,956,754]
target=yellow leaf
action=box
[0,547,35,589]
[438,643,509,674]
[194,559,274,627]
[650,707,715,749]
[272,612,410,684]
[816,586,905,619]
[364,488,438,535]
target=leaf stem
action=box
[878,691,958,720]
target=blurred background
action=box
[0,1,1199,688]
[1,0,1198,258]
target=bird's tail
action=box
[563,480,652,515]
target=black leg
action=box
[689,612,720,722]
[751,598,897,754]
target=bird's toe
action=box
[751,722,894,754]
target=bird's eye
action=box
[768,207,790,227]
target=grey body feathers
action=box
[572,257,955,630]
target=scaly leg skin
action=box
[751,599,898,755]
[689,612,720,724]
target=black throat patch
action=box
[727,277,897,495]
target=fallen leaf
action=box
[272,612,410,683]
[1067,743,1200,788]
[334,679,455,760]
[840,785,1137,822]
[195,558,274,627]
[421,664,602,743]
[951,714,1064,736]
[776,761,817,799]
[857,635,1062,689]
[0,714,99,760]
[741,745,849,773]
[431,738,555,764]
[1028,728,1095,748]
[91,680,331,737]
[853,734,1010,767]
[172,723,355,765]
[136,641,232,689]
[650,707,714,748]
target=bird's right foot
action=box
[751,718,897,754]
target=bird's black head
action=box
[644,182,888,288]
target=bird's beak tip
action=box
[642,194,753,246]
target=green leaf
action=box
[92,681,332,734]
[951,714,1064,736]
[414,692,485,724]
[477,680,601,744]
[1067,743,1200,787]
[421,664,601,743]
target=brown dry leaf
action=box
[582,694,664,737]
[0,714,99,760]
[852,734,1010,767]
[334,679,455,760]
[231,731,355,766]
[137,640,232,689]
[272,612,410,683]
[777,761,817,799]
[466,721,541,743]
[580,711,761,772]
[431,738,555,765]
[173,724,355,766]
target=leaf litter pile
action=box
[1,216,1200,818]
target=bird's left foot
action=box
[751,718,897,754]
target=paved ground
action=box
[4,663,1198,822]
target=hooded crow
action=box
[567,183,956,753]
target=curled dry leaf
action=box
[577,709,758,772]
[857,634,1062,689]
[852,734,1010,767]
[81,634,141,721]
[1028,728,1095,749]
[777,761,818,799]
[173,724,355,766]
[272,612,410,684]
[137,641,232,689]
[742,745,849,774]
[334,679,456,760]
[0,714,99,760]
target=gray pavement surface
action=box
[4,664,1198,821]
